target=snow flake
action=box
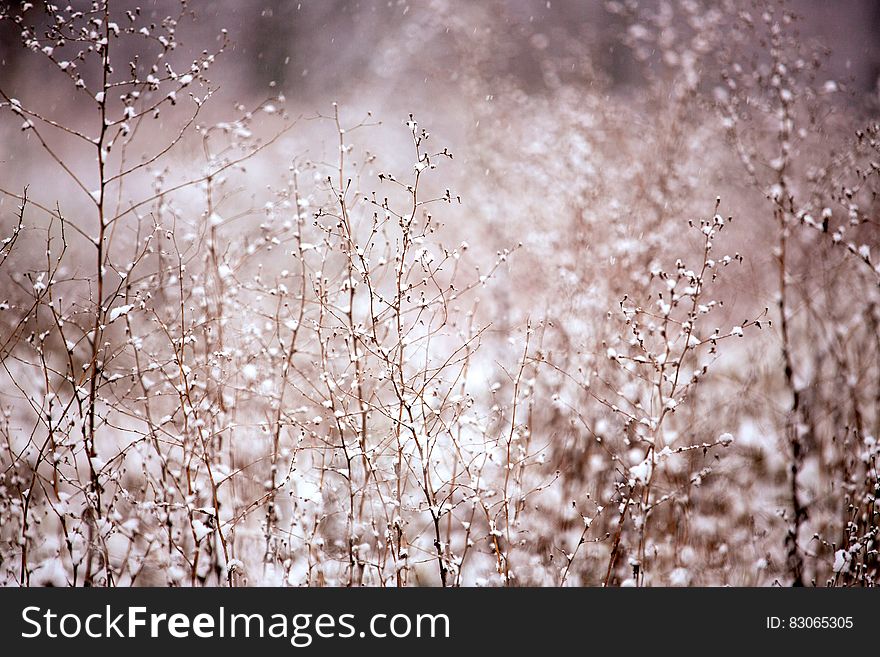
[832,549,850,574]
[192,519,212,542]
[629,457,653,485]
[108,304,134,322]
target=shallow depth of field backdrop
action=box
[0,0,878,587]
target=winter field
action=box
[0,0,878,587]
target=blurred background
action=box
[3,1,879,143]
[4,1,878,101]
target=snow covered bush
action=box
[0,0,877,587]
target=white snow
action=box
[832,549,850,574]
[109,304,134,322]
